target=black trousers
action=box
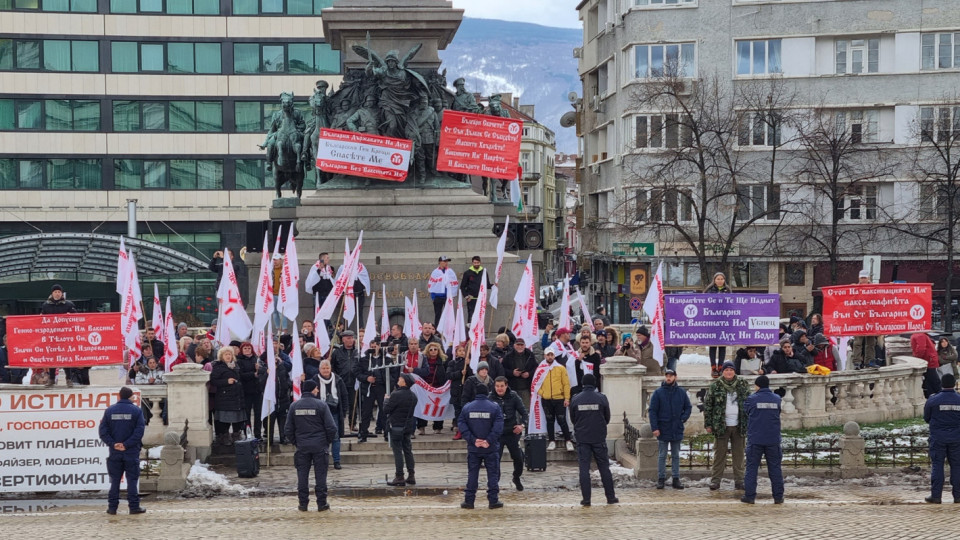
[417,418,444,431]
[433,296,445,327]
[344,386,357,429]
[295,448,329,507]
[577,442,615,503]
[390,428,415,476]
[542,399,571,441]
[360,384,386,436]
[498,431,524,478]
[243,392,263,438]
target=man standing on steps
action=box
[704,361,750,492]
[99,387,146,516]
[741,375,784,505]
[537,348,573,452]
[429,258,459,326]
[923,373,960,504]
[384,373,418,487]
[569,373,617,506]
[285,380,338,512]
[461,255,491,319]
[458,384,504,510]
[492,376,528,491]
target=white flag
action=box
[641,262,665,365]
[251,232,273,356]
[468,270,488,372]
[290,318,304,402]
[151,284,163,341]
[361,295,377,353]
[313,293,331,357]
[319,233,363,321]
[489,215,509,309]
[380,284,390,343]
[215,247,252,345]
[163,297,178,372]
[528,359,565,434]
[558,277,571,330]
[120,250,143,365]
[454,292,466,348]
[437,293,457,351]
[575,291,594,332]
[116,236,129,296]
[404,296,422,340]
[408,374,455,421]
[510,257,538,347]
[260,325,277,421]
[279,229,300,322]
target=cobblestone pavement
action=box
[1,484,957,540]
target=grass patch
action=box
[780,417,926,439]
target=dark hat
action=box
[341,330,355,338]
[211,318,218,325]
[942,373,957,389]
[51,284,63,292]
[514,338,526,345]
[721,361,736,372]
[229,340,242,348]
[302,380,318,393]
[664,369,677,376]
[636,325,650,338]
[582,373,597,387]
[474,383,489,396]
[755,375,770,389]
[438,255,452,262]
[789,316,801,324]
[594,330,607,337]
[400,373,415,387]
[477,361,489,372]
[813,333,830,346]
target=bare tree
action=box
[610,72,795,284]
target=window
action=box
[633,43,695,78]
[918,184,960,221]
[634,188,693,222]
[0,158,101,189]
[109,0,218,12]
[236,159,271,189]
[235,100,311,131]
[0,39,98,71]
[921,32,960,70]
[736,184,780,221]
[836,38,878,74]
[731,262,769,288]
[632,113,692,149]
[115,159,223,189]
[838,185,878,221]
[634,0,694,5]
[920,106,960,144]
[111,41,221,73]
[0,99,100,130]
[735,39,781,75]
[833,110,878,143]
[112,100,222,132]
[738,112,782,147]
[1,0,96,10]
[232,0,332,14]
[233,42,339,74]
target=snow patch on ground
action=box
[679,353,710,365]
[147,446,162,459]
[181,461,255,498]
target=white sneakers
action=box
[566,440,575,452]
[547,441,557,451]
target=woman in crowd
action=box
[912,333,942,398]
[236,342,262,440]
[210,347,246,445]
[808,313,824,337]
[488,334,511,366]
[415,342,448,435]
[704,272,731,378]
[445,344,472,440]
[168,336,193,370]
[937,337,958,378]
[314,359,347,469]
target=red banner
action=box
[822,283,932,336]
[316,128,412,182]
[436,110,523,180]
[7,313,124,368]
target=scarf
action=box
[318,373,338,401]
[715,376,740,394]
[225,361,237,370]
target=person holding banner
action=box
[704,362,750,492]
[99,387,146,515]
[43,284,85,385]
[331,330,360,430]
[538,348,573,452]
[851,270,880,369]
[356,341,397,443]
[704,273,732,378]
[384,373,419,487]
[416,342,448,435]
[570,373,617,506]
[458,383,505,510]
[284,380,338,512]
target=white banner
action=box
[0,387,138,493]
[316,128,412,182]
[527,360,565,434]
[409,374,455,421]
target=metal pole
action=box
[126,199,138,239]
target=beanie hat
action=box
[51,284,63,292]
[582,373,597,387]
[477,361,489,372]
[942,373,957,389]
[302,380,318,393]
[721,361,736,372]
[636,325,650,338]
[400,374,415,387]
[755,375,770,389]
[475,383,489,396]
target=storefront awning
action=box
[0,233,208,278]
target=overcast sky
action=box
[451,0,581,29]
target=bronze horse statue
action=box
[259,92,306,198]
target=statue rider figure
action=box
[260,92,305,173]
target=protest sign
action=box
[663,293,780,346]
[822,283,932,336]
[7,313,123,368]
[436,110,523,180]
[316,128,412,182]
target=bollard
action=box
[634,423,660,481]
[839,421,868,479]
[157,431,188,492]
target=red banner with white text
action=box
[6,313,124,367]
[436,110,523,180]
[821,283,932,336]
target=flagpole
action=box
[267,414,272,467]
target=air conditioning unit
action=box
[605,21,614,32]
[573,47,583,59]
[590,163,600,175]
[676,79,697,96]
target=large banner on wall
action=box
[821,283,932,336]
[663,293,780,346]
[316,128,413,182]
[6,313,123,368]
[436,110,523,180]
[0,387,138,493]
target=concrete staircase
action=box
[207,433,579,467]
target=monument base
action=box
[317,173,470,190]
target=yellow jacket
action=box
[538,363,571,401]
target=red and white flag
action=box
[404,294,422,340]
[151,284,163,340]
[488,215,509,309]
[409,374,455,421]
[528,357,567,434]
[558,277,571,331]
[251,232,273,355]
[437,293,457,351]
[260,324,277,421]
[361,294,377,353]
[454,292,466,348]
[279,228,300,322]
[380,284,390,343]
[290,317,304,402]
[119,249,143,366]
[318,233,363,321]
[215,247,252,345]
[468,270,488,372]
[641,261,665,365]
[510,257,538,347]
[575,290,594,332]
[163,296,178,372]
[313,293,331,357]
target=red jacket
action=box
[911,334,939,369]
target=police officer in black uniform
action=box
[569,373,617,506]
[923,373,960,504]
[741,375,784,504]
[98,386,146,515]
[458,383,504,509]
[285,380,338,511]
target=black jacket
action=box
[385,333,409,357]
[461,374,496,406]
[502,349,537,393]
[445,356,473,401]
[571,350,602,395]
[383,385,419,435]
[418,333,443,350]
[284,394,337,450]
[765,349,807,374]
[569,385,611,444]
[479,355,506,380]
[331,345,359,387]
[355,349,400,391]
[491,387,528,433]
[40,296,77,315]
[144,338,165,362]
[415,355,447,387]
[460,266,491,299]
[257,359,292,413]
[0,346,26,384]
[210,361,245,412]
[236,353,261,399]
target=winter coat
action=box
[257,359,292,413]
[734,348,764,375]
[491,387,528,433]
[488,345,510,366]
[745,388,782,446]
[236,353,261,399]
[331,345,360,386]
[313,373,348,424]
[537,362,570,401]
[624,339,661,375]
[283,395,337,450]
[210,361,245,412]
[40,296,77,314]
[648,381,692,442]
[937,343,959,376]
[812,346,838,371]
[458,394,504,454]
[383,385,418,435]
[462,374,496,406]
[502,349,537,393]
[703,376,750,436]
[460,266,491,300]
[911,333,940,370]
[415,354,447,387]
[571,349,602,395]
[765,349,807,374]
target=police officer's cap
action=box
[475,384,489,396]
[582,373,597,387]
[302,380,318,393]
[942,373,957,389]
[755,375,770,389]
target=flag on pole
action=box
[214,247,252,346]
[404,295,422,340]
[488,215,509,309]
[119,250,143,366]
[510,165,524,212]
[251,232,273,355]
[510,257,538,347]
[437,293,457,351]
[279,228,300,322]
[290,318,304,402]
[641,262,665,365]
[313,293,331,357]
[575,290,594,332]
[260,324,277,421]
[558,277,571,330]
[361,295,377,353]
[318,233,362,321]
[468,270,488,372]
[151,284,163,340]
[162,297,178,372]
[454,292,466,348]
[380,284,390,343]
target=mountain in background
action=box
[439,17,582,154]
